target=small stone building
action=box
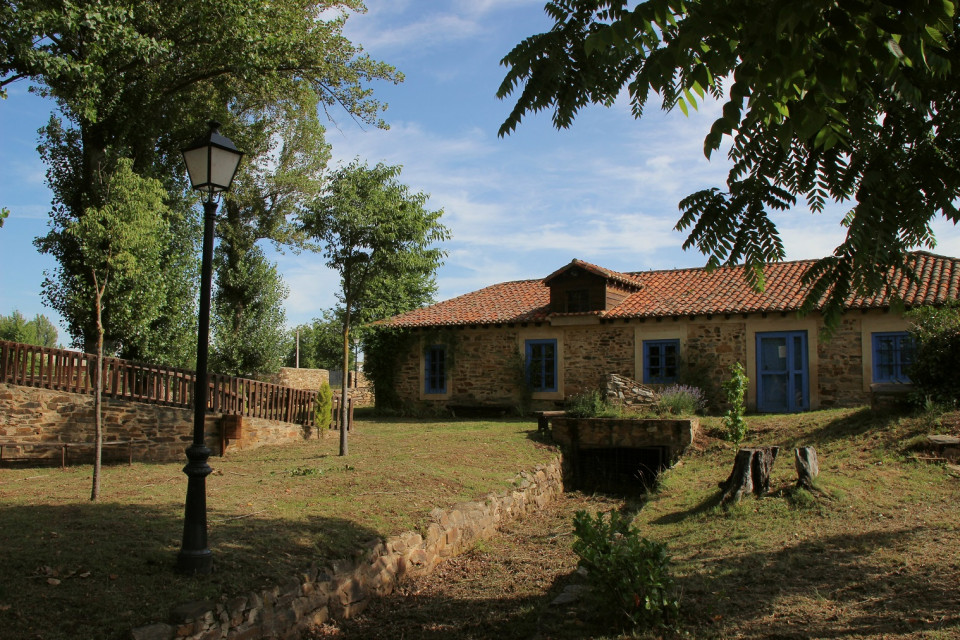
[374,252,960,413]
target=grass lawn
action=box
[317,407,960,640]
[0,415,557,640]
[634,407,960,639]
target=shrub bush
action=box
[314,381,333,430]
[657,384,707,415]
[722,362,748,444]
[565,389,619,418]
[907,304,960,405]
[572,509,680,631]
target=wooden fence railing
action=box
[0,340,318,428]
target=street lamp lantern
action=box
[181,120,244,198]
[177,120,243,575]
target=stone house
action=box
[374,252,960,413]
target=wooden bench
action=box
[533,410,567,433]
[0,440,142,468]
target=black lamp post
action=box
[177,120,243,574]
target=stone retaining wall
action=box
[271,368,330,391]
[551,417,698,460]
[0,383,309,462]
[130,456,567,640]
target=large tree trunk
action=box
[719,446,779,505]
[90,285,104,501]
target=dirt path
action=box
[308,491,630,640]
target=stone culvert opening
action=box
[575,446,669,494]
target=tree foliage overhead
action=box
[5,0,400,363]
[303,161,450,328]
[498,0,960,326]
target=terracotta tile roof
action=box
[378,251,960,328]
[378,279,550,327]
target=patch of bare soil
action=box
[309,491,631,640]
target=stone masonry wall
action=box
[563,325,634,396]
[272,368,330,391]
[0,383,308,463]
[450,329,522,406]
[684,321,747,411]
[604,373,658,410]
[551,417,697,460]
[130,456,567,640]
[817,316,867,407]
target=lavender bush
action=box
[657,384,707,416]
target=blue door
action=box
[756,331,809,413]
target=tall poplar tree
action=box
[302,161,449,455]
[3,1,400,361]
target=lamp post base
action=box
[176,548,213,575]
[177,442,213,574]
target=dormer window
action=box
[565,289,590,313]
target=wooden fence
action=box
[0,340,318,428]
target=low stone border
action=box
[130,455,566,640]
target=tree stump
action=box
[719,447,780,504]
[794,446,819,490]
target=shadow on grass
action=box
[779,406,906,450]
[649,490,724,525]
[324,569,613,640]
[678,526,960,638]
[0,502,380,640]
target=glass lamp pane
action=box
[182,146,210,190]
[209,146,243,191]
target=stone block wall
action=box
[684,321,747,411]
[451,329,523,406]
[271,368,329,391]
[604,373,658,410]
[817,316,867,407]
[130,456,567,640]
[0,383,309,463]
[552,417,697,460]
[563,325,634,395]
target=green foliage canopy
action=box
[0,310,58,347]
[63,159,169,340]
[302,161,450,328]
[6,0,399,363]
[499,0,960,327]
[286,309,354,371]
[302,160,449,451]
[210,243,288,378]
[907,303,960,404]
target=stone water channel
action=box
[309,418,698,639]
[308,490,636,640]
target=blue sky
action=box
[2,0,958,344]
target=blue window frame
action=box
[525,339,558,392]
[424,345,447,394]
[643,339,680,384]
[872,332,914,383]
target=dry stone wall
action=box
[130,456,567,640]
[563,325,634,395]
[0,383,308,463]
[271,368,330,391]
[604,373,658,410]
[817,316,865,407]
